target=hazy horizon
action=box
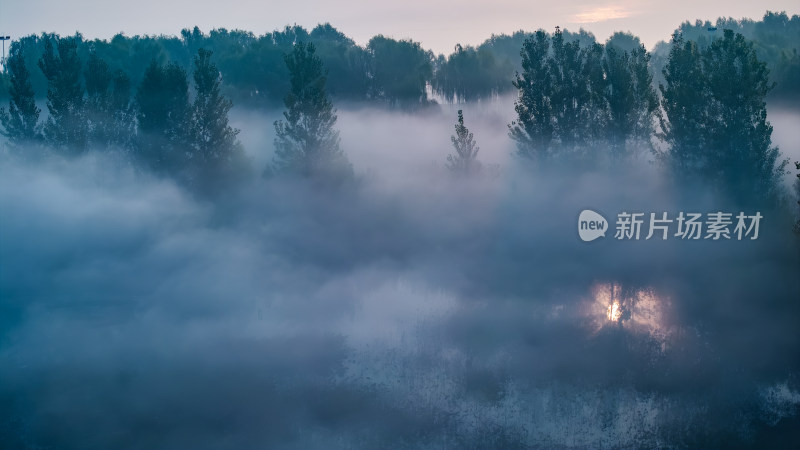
[1,1,798,55]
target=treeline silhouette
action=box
[651,11,800,101]
[0,11,797,107]
[0,20,794,208]
[1,38,244,185]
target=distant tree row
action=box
[0,36,243,184]
[432,29,597,102]
[0,34,355,186]
[0,25,434,109]
[0,26,791,207]
[508,28,786,204]
[650,11,800,100]
[1,12,796,108]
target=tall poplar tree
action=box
[136,60,190,170]
[189,48,242,170]
[658,30,785,202]
[0,42,40,148]
[271,42,352,182]
[38,36,87,153]
[447,109,481,175]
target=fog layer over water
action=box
[1,101,799,448]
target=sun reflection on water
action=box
[607,300,621,322]
[588,282,673,342]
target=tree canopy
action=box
[657,30,786,202]
[271,42,352,183]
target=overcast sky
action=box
[0,1,797,54]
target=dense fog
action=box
[1,100,799,449]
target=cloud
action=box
[571,5,635,24]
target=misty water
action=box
[1,99,799,448]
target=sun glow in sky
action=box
[572,5,634,24]
[0,1,796,54]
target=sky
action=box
[0,0,797,54]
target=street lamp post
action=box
[0,36,10,67]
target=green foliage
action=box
[433,44,511,102]
[447,110,481,175]
[477,31,532,74]
[657,34,706,175]
[367,36,433,107]
[548,28,592,151]
[0,18,794,198]
[433,29,597,103]
[509,30,553,160]
[2,25,369,108]
[0,35,51,106]
[189,48,243,172]
[271,42,352,183]
[108,71,137,151]
[652,11,800,101]
[135,59,190,170]
[310,24,370,99]
[628,47,658,143]
[603,43,658,161]
[4,13,797,108]
[794,161,800,235]
[84,52,135,150]
[605,32,644,53]
[39,36,87,153]
[584,42,609,148]
[704,30,786,200]
[658,30,787,202]
[509,28,656,163]
[0,41,41,148]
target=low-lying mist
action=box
[1,102,799,449]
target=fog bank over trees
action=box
[1,8,800,449]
